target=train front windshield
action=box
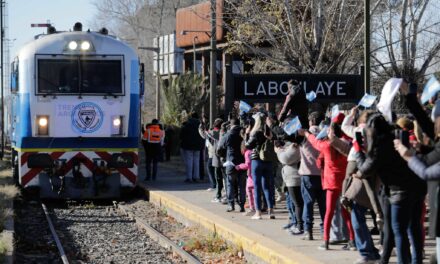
[37,56,123,95]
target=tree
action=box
[223,0,382,74]
[371,0,440,85]
[92,0,203,123]
[161,72,209,126]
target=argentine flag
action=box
[316,125,329,140]
[421,76,440,104]
[331,104,339,119]
[358,93,377,108]
[239,100,252,113]
[284,116,302,135]
[306,91,317,102]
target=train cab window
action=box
[80,60,122,94]
[37,59,79,94]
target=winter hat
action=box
[331,112,345,125]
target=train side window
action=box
[11,58,19,93]
[140,63,145,96]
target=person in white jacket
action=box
[275,133,303,234]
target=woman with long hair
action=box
[245,112,275,220]
[356,113,426,264]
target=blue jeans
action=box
[226,166,246,208]
[351,203,380,260]
[286,190,297,226]
[252,159,273,210]
[181,149,200,180]
[301,175,326,231]
[214,166,224,199]
[390,194,424,264]
[207,158,217,189]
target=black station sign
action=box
[233,73,363,103]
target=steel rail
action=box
[41,203,70,264]
[117,203,202,264]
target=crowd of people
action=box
[183,78,440,264]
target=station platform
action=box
[138,156,435,264]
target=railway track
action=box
[117,203,202,264]
[41,203,70,264]
[14,199,198,263]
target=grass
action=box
[82,202,96,209]
[183,230,241,255]
[0,166,19,261]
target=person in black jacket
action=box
[180,112,205,183]
[217,118,246,212]
[400,82,440,263]
[278,79,309,129]
[355,113,427,264]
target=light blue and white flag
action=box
[358,93,377,108]
[306,91,317,102]
[239,100,252,113]
[316,125,329,140]
[331,104,339,119]
[421,76,440,104]
[377,78,403,121]
[284,116,302,135]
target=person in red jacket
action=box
[299,113,355,251]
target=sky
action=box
[8,0,97,58]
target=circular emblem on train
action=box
[71,102,104,133]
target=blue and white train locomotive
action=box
[8,24,143,198]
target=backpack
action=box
[259,139,278,162]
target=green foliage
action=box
[161,72,208,126]
[0,240,7,262]
[183,232,234,254]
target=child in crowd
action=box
[235,144,255,216]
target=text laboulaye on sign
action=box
[233,74,363,103]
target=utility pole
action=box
[209,0,217,128]
[193,36,198,73]
[138,42,161,120]
[1,0,4,160]
[155,36,160,120]
[364,0,370,94]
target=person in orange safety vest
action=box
[142,119,165,181]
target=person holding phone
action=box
[355,113,426,264]
[245,112,276,220]
[395,90,440,262]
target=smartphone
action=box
[355,131,363,147]
[394,129,400,140]
[400,130,410,147]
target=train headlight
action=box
[64,40,95,53]
[113,117,121,127]
[111,115,124,136]
[68,41,78,50]
[37,115,49,136]
[80,41,91,50]
[38,117,48,127]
